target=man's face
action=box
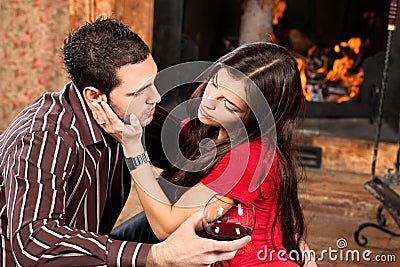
[109,55,160,127]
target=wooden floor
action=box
[301,168,400,267]
[115,135,400,267]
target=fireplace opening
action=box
[152,0,400,140]
[273,0,394,120]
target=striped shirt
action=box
[0,82,150,266]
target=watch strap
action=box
[125,151,150,171]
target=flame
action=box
[325,56,355,82]
[295,38,364,103]
[342,37,362,54]
[296,57,311,101]
[272,0,286,25]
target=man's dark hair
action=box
[63,17,150,95]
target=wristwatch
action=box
[125,151,150,171]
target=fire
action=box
[296,37,364,103]
[295,57,310,101]
[269,1,364,103]
[272,0,287,25]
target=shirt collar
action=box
[67,82,116,147]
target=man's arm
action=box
[3,131,149,266]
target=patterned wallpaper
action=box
[0,0,70,132]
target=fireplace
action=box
[273,0,393,120]
[302,48,380,118]
[152,0,400,132]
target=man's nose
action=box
[148,85,161,104]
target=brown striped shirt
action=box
[0,82,150,266]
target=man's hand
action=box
[146,209,251,267]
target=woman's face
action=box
[198,68,248,137]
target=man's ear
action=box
[83,87,107,111]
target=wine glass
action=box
[202,194,256,241]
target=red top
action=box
[201,140,299,266]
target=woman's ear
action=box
[83,87,107,111]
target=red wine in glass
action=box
[202,194,255,241]
[204,222,252,241]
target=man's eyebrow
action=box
[133,83,152,94]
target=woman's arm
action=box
[129,157,220,239]
[122,131,234,240]
[125,140,235,240]
[93,101,233,240]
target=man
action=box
[0,17,250,266]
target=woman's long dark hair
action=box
[163,42,305,263]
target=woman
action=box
[94,42,306,266]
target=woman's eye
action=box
[224,100,237,112]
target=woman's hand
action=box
[91,101,143,155]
